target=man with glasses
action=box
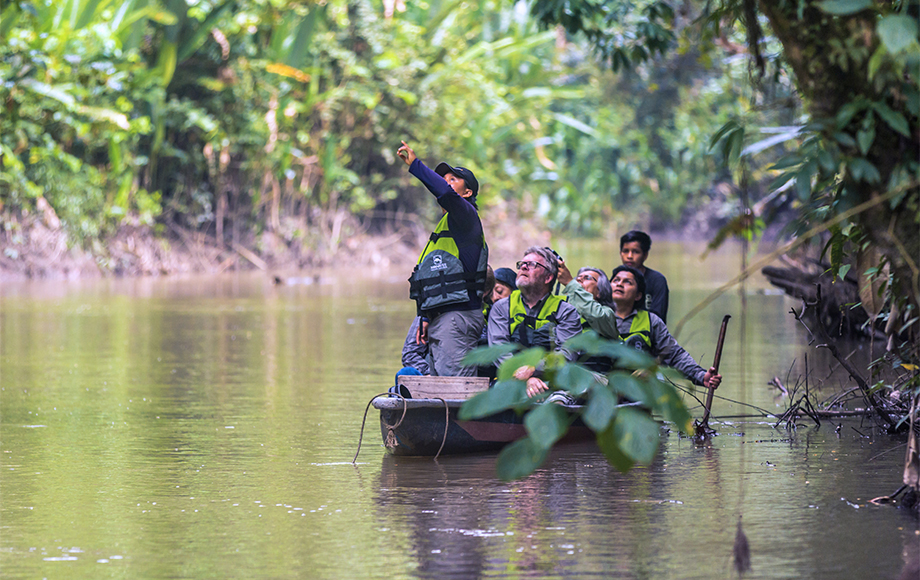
[397,141,489,377]
[487,246,581,397]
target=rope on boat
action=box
[353,392,407,464]
[433,398,449,460]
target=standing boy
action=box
[619,230,669,323]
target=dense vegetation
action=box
[1,0,793,254]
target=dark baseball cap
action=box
[493,267,517,290]
[435,162,479,196]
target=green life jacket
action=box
[620,309,652,353]
[509,290,567,350]
[409,214,488,312]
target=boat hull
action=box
[372,396,591,456]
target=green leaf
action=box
[524,403,570,450]
[614,407,661,464]
[795,164,814,200]
[583,386,617,432]
[849,158,881,183]
[609,372,653,407]
[553,363,599,397]
[495,437,548,481]
[769,154,804,171]
[496,347,547,381]
[867,45,885,81]
[769,171,797,192]
[817,0,872,15]
[285,9,321,70]
[871,102,911,137]
[645,380,694,433]
[834,132,857,148]
[838,263,852,281]
[856,127,875,155]
[459,379,526,420]
[878,14,919,54]
[596,423,635,472]
[462,343,520,367]
[818,150,838,174]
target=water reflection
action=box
[2,242,918,579]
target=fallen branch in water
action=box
[791,284,898,431]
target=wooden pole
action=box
[698,315,731,430]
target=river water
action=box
[1,240,917,579]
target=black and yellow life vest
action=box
[620,309,652,353]
[509,290,567,350]
[409,214,488,312]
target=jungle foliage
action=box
[2,0,790,253]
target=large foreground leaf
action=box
[524,403,569,450]
[461,342,520,367]
[596,423,635,473]
[496,347,547,381]
[614,407,661,464]
[583,385,617,432]
[495,437,549,481]
[458,379,526,420]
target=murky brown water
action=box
[2,241,917,579]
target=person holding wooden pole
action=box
[560,262,722,390]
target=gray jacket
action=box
[563,281,707,385]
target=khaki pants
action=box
[428,308,485,377]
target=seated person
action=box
[487,246,582,398]
[491,267,517,304]
[400,316,431,376]
[619,230,669,323]
[564,263,721,390]
[557,265,614,313]
[556,262,616,372]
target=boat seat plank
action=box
[396,376,489,400]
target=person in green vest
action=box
[487,246,582,398]
[560,262,721,390]
[397,141,489,377]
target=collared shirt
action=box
[487,291,582,368]
[562,281,706,385]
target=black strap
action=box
[429,230,455,243]
[409,270,484,293]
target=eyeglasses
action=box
[576,274,598,283]
[516,260,548,272]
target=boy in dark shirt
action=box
[618,230,669,323]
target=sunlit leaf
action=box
[583,385,617,432]
[614,407,661,464]
[597,423,634,472]
[817,0,872,15]
[459,379,526,420]
[524,403,569,450]
[877,14,919,54]
[495,437,548,481]
[496,347,546,381]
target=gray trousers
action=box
[428,308,485,377]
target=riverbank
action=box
[0,203,555,282]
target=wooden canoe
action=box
[372,376,591,457]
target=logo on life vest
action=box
[430,254,448,271]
